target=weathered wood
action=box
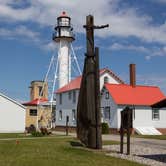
[77,15,108,149]
[120,106,133,155]
[95,47,102,149]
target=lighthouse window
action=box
[59,18,69,26]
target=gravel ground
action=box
[103,144,166,166]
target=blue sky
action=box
[0,0,166,102]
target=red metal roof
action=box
[56,76,82,94]
[56,68,124,94]
[105,83,165,106]
[23,98,48,106]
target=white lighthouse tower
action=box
[53,11,75,88]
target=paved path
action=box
[102,134,166,150]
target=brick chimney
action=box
[129,64,136,87]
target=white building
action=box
[55,68,124,127]
[0,93,26,133]
[101,83,166,135]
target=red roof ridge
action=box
[105,83,160,89]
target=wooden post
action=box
[77,15,108,149]
[127,127,130,155]
[66,116,69,136]
[120,111,124,154]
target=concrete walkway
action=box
[102,134,166,150]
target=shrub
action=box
[40,127,52,135]
[26,124,36,133]
[102,122,109,134]
[31,131,43,137]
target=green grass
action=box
[102,140,120,145]
[133,135,166,140]
[0,136,145,166]
[0,133,28,139]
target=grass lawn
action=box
[133,135,166,140]
[0,133,28,139]
[102,140,120,145]
[0,136,145,166]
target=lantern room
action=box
[53,11,75,42]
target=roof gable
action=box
[100,68,124,84]
[104,83,165,106]
[0,92,26,109]
[56,68,124,94]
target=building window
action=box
[73,91,76,103]
[104,107,110,120]
[59,94,62,105]
[68,91,71,100]
[152,108,160,120]
[38,86,43,96]
[105,92,109,99]
[104,76,109,83]
[29,109,37,116]
[72,109,76,121]
[59,110,62,121]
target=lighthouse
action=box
[53,11,75,88]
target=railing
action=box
[52,31,75,39]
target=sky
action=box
[0,0,166,102]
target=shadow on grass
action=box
[70,141,84,147]
[138,154,166,163]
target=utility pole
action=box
[77,15,108,149]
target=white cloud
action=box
[0,26,40,42]
[0,0,166,45]
[110,43,150,54]
[109,43,166,60]
[120,72,166,95]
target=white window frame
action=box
[152,108,160,120]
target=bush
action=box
[102,122,109,134]
[40,127,52,135]
[31,131,43,137]
[25,124,36,133]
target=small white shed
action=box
[0,92,26,133]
